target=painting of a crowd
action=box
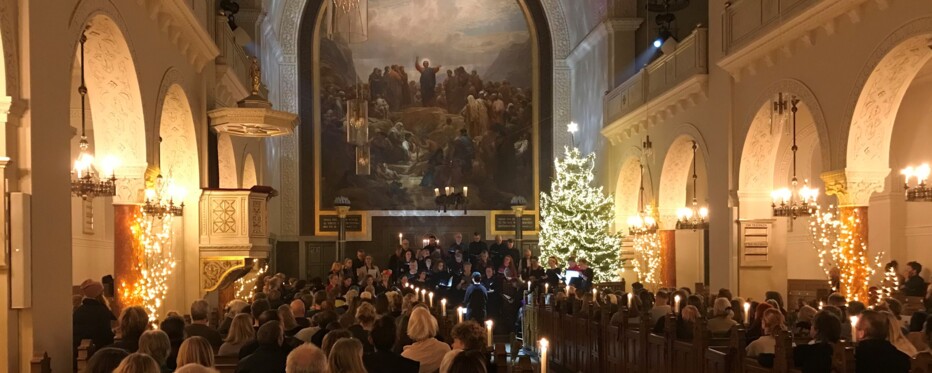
[318,0,535,211]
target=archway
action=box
[158,82,200,312]
[70,13,148,295]
[614,155,641,233]
[737,86,828,299]
[242,152,258,188]
[217,133,238,188]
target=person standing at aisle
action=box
[464,272,488,322]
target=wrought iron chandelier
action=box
[434,186,469,214]
[142,175,185,218]
[901,164,932,202]
[628,164,658,236]
[71,31,117,200]
[676,141,708,230]
[771,95,818,219]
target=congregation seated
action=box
[440,321,487,373]
[236,320,288,372]
[178,335,215,367]
[85,347,129,373]
[110,306,149,353]
[159,314,186,369]
[706,297,738,336]
[363,315,420,373]
[746,308,786,358]
[186,300,223,350]
[114,352,161,373]
[854,310,911,372]
[138,330,173,373]
[285,344,329,373]
[400,306,451,373]
[218,313,254,357]
[329,338,368,373]
[793,310,841,373]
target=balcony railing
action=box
[215,17,252,103]
[603,27,707,127]
[722,0,818,55]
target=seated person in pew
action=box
[793,310,841,373]
[648,292,672,326]
[707,297,738,337]
[746,302,773,344]
[746,308,786,357]
[884,311,919,357]
[854,310,910,373]
[793,305,817,338]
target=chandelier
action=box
[71,31,117,200]
[434,186,469,214]
[901,164,931,202]
[628,164,658,236]
[676,141,708,230]
[771,95,818,219]
[143,175,185,218]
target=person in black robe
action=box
[544,256,563,292]
[467,232,488,262]
[464,272,489,322]
[903,261,927,297]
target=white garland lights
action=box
[122,210,177,324]
[539,147,622,283]
[631,232,662,289]
[809,204,882,304]
[882,266,900,300]
[235,263,269,301]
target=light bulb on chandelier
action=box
[901,163,932,202]
[676,141,709,230]
[770,95,818,219]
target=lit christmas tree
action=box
[539,147,622,283]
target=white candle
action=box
[398,233,403,245]
[593,288,598,299]
[627,293,633,308]
[429,292,434,308]
[434,188,440,197]
[544,283,549,294]
[850,315,859,342]
[457,307,464,323]
[463,186,468,198]
[485,320,494,346]
[441,299,447,316]
[421,289,426,303]
[743,302,750,325]
[528,281,532,292]
[540,338,549,373]
[673,295,681,315]
[819,301,823,310]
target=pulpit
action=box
[198,186,277,298]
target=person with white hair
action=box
[707,297,738,336]
[401,307,451,373]
[286,343,329,373]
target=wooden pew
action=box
[646,313,671,373]
[76,339,95,372]
[214,355,238,373]
[30,352,50,373]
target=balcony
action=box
[214,18,253,107]
[718,0,886,80]
[602,27,708,144]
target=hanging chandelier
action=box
[901,164,932,202]
[771,95,818,218]
[71,31,117,200]
[677,141,708,230]
[434,186,469,214]
[143,175,185,218]
[628,164,658,236]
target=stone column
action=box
[659,230,677,288]
[112,164,146,314]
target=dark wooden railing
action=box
[526,299,932,373]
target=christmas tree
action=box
[539,147,622,283]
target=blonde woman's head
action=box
[762,308,787,336]
[328,338,366,373]
[177,336,214,367]
[225,313,255,344]
[113,352,160,373]
[119,306,150,338]
[138,330,172,365]
[406,306,438,341]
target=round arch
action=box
[738,80,829,195]
[843,18,932,205]
[658,132,708,228]
[242,153,258,188]
[614,154,642,234]
[158,83,199,200]
[79,14,147,177]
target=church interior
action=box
[6,0,932,372]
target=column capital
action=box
[113,162,148,205]
[820,168,889,207]
[658,206,678,230]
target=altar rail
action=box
[526,301,932,373]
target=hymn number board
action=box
[319,215,364,232]
[739,219,773,267]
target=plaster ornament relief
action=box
[201,258,244,291]
[615,157,642,231]
[84,15,147,173]
[158,84,199,206]
[211,199,238,234]
[658,137,696,228]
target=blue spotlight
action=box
[653,38,663,48]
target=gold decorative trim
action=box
[200,257,246,292]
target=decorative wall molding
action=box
[601,74,708,145]
[566,17,643,68]
[200,258,244,291]
[136,0,220,72]
[719,0,892,81]
[199,188,274,257]
[821,168,890,207]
